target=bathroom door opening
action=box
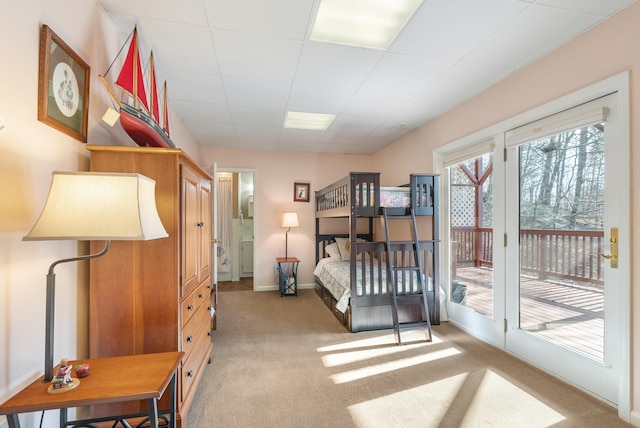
[215,168,255,286]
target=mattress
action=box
[313,257,425,313]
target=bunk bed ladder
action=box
[382,207,433,345]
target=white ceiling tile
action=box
[465,3,603,68]
[329,114,386,134]
[287,84,355,113]
[223,78,291,108]
[185,120,236,138]
[342,90,414,116]
[280,128,325,143]
[391,0,527,60]
[171,100,231,123]
[536,0,636,16]
[203,0,315,39]
[294,42,384,88]
[98,0,209,25]
[214,30,302,81]
[137,20,219,75]
[229,106,286,127]
[168,72,226,104]
[360,53,454,95]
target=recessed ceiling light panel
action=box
[310,0,424,50]
[284,111,336,130]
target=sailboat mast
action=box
[132,29,139,110]
[163,80,170,136]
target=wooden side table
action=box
[0,351,182,428]
[276,257,299,297]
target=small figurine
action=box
[47,358,80,394]
[53,358,72,385]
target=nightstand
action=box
[276,257,299,297]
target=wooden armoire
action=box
[87,145,214,427]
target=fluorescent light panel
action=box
[284,111,336,130]
[310,0,424,50]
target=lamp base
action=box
[47,378,80,394]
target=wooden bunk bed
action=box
[314,172,440,333]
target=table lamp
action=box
[281,211,299,259]
[23,171,168,383]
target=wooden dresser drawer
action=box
[181,303,209,357]
[181,280,210,327]
[180,321,212,401]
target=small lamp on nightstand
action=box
[23,171,168,384]
[281,211,299,259]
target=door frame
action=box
[434,71,630,420]
[213,167,258,290]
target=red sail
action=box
[149,52,160,122]
[115,28,149,111]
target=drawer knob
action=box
[188,370,194,378]
[198,293,204,299]
[197,222,204,227]
[188,305,194,311]
[187,335,193,343]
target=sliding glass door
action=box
[439,76,629,410]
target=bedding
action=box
[313,256,425,313]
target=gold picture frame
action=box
[294,182,310,202]
[38,25,90,142]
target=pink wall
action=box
[198,147,373,289]
[373,1,640,416]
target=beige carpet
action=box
[186,289,630,428]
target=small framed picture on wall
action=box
[294,182,310,202]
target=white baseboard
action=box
[629,410,640,427]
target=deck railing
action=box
[452,227,605,285]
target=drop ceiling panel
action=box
[360,54,455,95]
[97,0,209,25]
[203,0,314,39]
[465,4,604,68]
[223,78,291,108]
[137,19,220,75]
[286,84,355,113]
[536,0,635,16]
[390,0,527,61]
[294,43,384,88]
[96,0,637,154]
[214,29,302,81]
[228,106,286,128]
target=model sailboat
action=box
[100,27,174,148]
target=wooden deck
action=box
[454,266,604,361]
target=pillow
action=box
[325,243,341,259]
[334,237,350,261]
[334,237,366,261]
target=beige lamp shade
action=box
[24,171,168,241]
[281,211,299,228]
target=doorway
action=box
[214,168,256,287]
[437,73,630,416]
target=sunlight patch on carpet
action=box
[459,369,565,427]
[321,341,431,367]
[317,330,444,353]
[349,373,468,427]
[330,347,460,384]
